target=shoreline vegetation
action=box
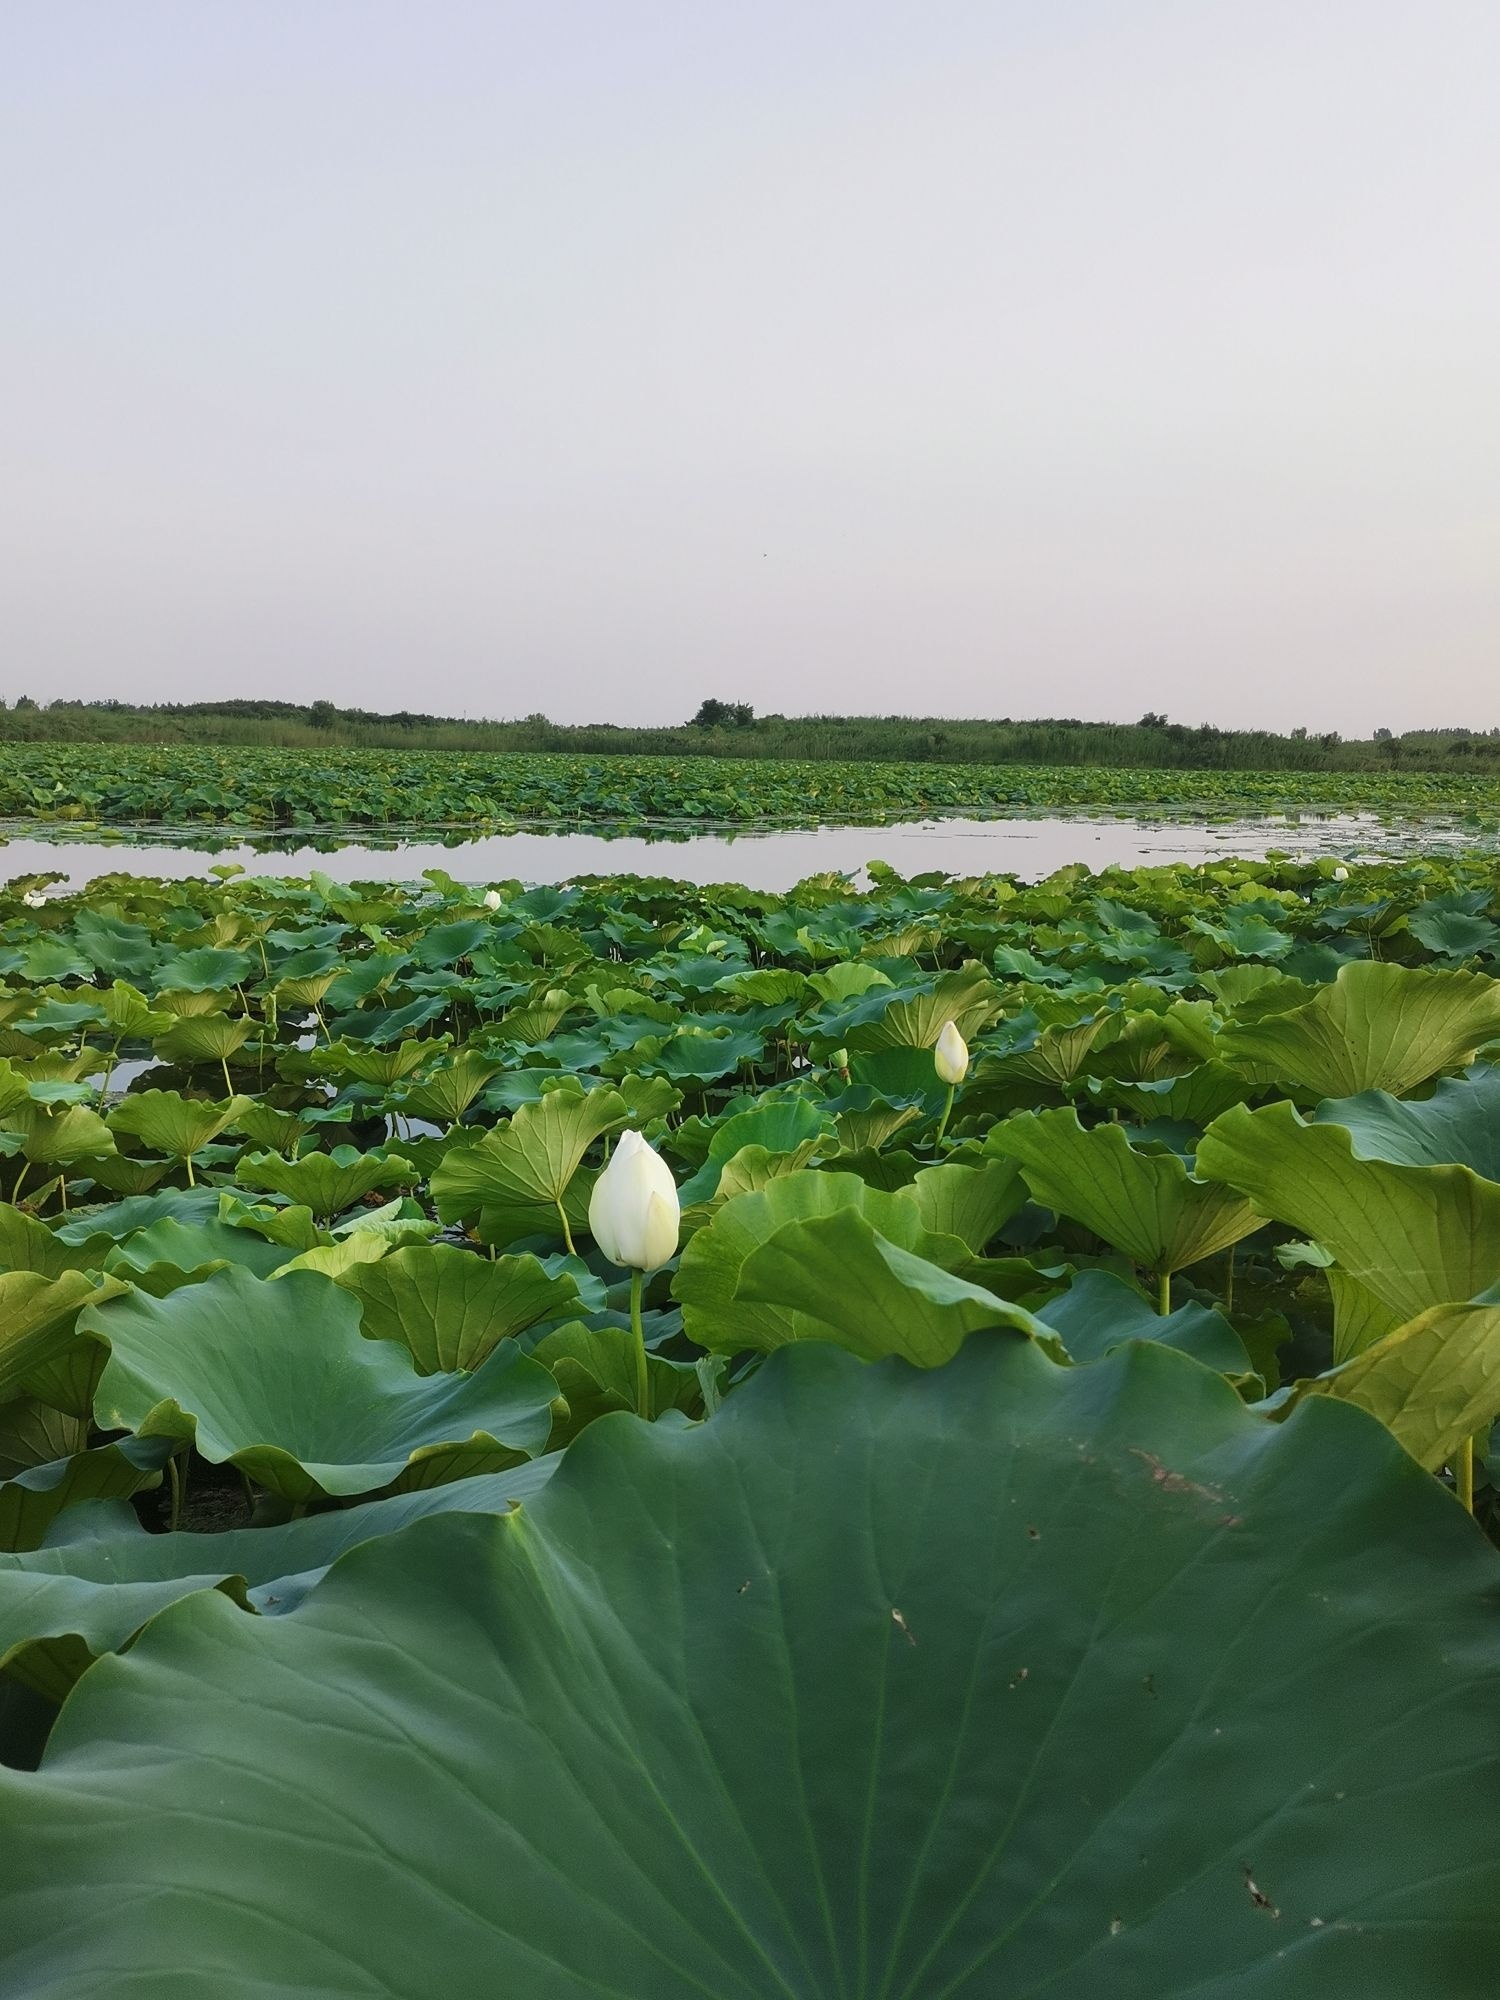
[2,695,1498,774]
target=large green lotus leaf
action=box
[152,1011,255,1067]
[1092,1060,1252,1127]
[1297,1301,1500,1471]
[843,964,999,1052]
[531,1321,703,1440]
[236,1144,417,1218]
[334,1243,580,1372]
[1040,1268,1253,1375]
[0,1437,173,1554]
[106,1090,250,1162]
[674,1170,968,1353]
[151,946,257,994]
[91,980,173,1039]
[3,1338,1499,1995]
[0,1272,129,1403]
[1198,1103,1500,1323]
[894,1157,1028,1253]
[1408,906,1500,960]
[988,1108,1263,1274]
[705,1139,824,1206]
[102,1217,296,1288]
[79,1268,557,1503]
[1215,961,1500,1098]
[389,1050,500,1126]
[1311,1067,1500,1179]
[3,1101,114,1169]
[0,1460,561,1701]
[1326,1270,1404,1364]
[729,1206,1045,1364]
[0,1205,114,1278]
[430,1086,627,1243]
[676,1096,834,1204]
[0,1394,89,1472]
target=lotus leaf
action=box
[2,1340,1498,1994]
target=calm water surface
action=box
[0,813,1488,894]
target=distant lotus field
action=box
[1,851,1499,1992]
[3,739,1500,830]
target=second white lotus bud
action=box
[1332,866,1349,883]
[934,1021,970,1086]
[588,1129,680,1271]
[482,889,503,911]
[21,890,46,910]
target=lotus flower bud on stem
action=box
[482,889,502,911]
[588,1130,681,1420]
[1332,865,1349,882]
[932,1023,969,1150]
[934,1023,969,1086]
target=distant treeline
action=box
[2,695,1498,773]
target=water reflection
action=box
[0,812,1487,895]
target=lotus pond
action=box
[8,738,1500,833]
[1,851,1499,1993]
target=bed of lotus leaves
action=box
[1,850,1499,1993]
[3,739,1500,832]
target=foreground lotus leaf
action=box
[333,1242,581,1372]
[674,1169,969,1352]
[430,1085,627,1245]
[1199,1102,1500,1324]
[1311,1066,1500,1178]
[235,1144,417,1219]
[0,1459,562,1702]
[988,1107,1264,1276]
[0,1436,174,1554]
[0,1270,128,1403]
[1297,1299,1500,1471]
[2,1336,1498,1995]
[78,1266,557,1502]
[1215,961,1500,1099]
[728,1205,1044,1363]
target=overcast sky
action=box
[3,1,1496,732]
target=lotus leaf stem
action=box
[1158,1269,1171,1317]
[1455,1436,1474,1514]
[933,1082,956,1152]
[630,1268,651,1421]
[555,1199,577,1257]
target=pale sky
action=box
[3,1,1496,733]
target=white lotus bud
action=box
[482,889,502,911]
[1332,866,1349,882]
[934,1021,969,1086]
[21,890,45,910]
[588,1129,680,1271]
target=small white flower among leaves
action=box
[21,890,45,910]
[482,889,502,911]
[934,1021,970,1086]
[1332,865,1349,882]
[589,1129,680,1271]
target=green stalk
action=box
[630,1268,651,1421]
[1158,1268,1171,1317]
[555,1199,577,1256]
[933,1082,956,1152]
[167,1452,185,1533]
[1456,1436,1475,1514]
[184,1150,196,1188]
[1224,1244,1236,1316]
